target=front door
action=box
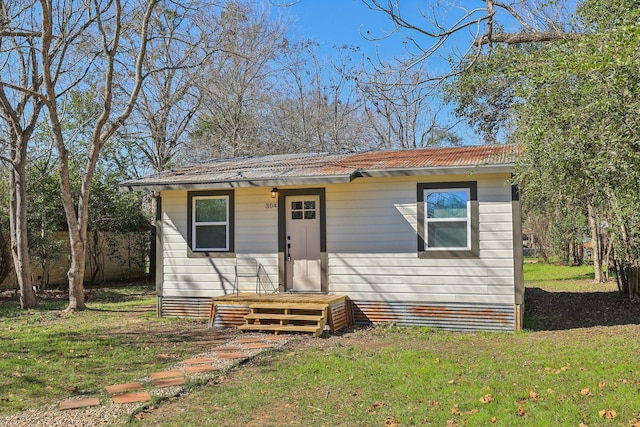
[285,195,321,292]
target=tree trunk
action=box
[8,138,37,309]
[587,204,604,282]
[0,227,12,285]
[66,235,86,311]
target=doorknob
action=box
[287,242,291,262]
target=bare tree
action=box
[362,0,576,78]
[126,3,224,175]
[356,61,460,149]
[272,42,372,153]
[0,0,50,308]
[36,0,159,311]
[188,2,289,159]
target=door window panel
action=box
[291,200,317,220]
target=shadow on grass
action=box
[524,287,640,331]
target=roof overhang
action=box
[120,163,514,193]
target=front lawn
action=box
[2,264,639,426]
[0,284,224,415]
[129,265,640,426]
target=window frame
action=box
[187,190,235,256]
[417,182,479,258]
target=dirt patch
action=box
[524,286,640,330]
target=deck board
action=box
[212,293,346,305]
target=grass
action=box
[128,325,640,426]
[2,265,639,426]
[0,284,219,415]
[523,262,617,292]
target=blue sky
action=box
[275,0,425,62]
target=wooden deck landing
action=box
[208,293,351,336]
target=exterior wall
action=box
[325,174,515,304]
[159,172,519,330]
[161,187,280,298]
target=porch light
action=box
[270,187,278,198]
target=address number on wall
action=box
[265,203,278,209]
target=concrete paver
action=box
[184,365,219,373]
[112,392,151,404]
[105,382,143,395]
[150,370,183,380]
[58,398,101,411]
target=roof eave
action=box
[120,163,515,193]
[355,163,515,178]
[119,174,357,192]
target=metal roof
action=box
[121,145,519,192]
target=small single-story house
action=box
[121,144,523,332]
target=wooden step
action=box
[241,302,329,337]
[238,323,323,337]
[248,302,328,311]
[244,313,324,322]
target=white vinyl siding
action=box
[324,175,515,305]
[161,189,279,296]
[158,173,516,306]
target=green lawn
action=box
[130,323,640,427]
[523,262,616,292]
[0,285,221,415]
[1,265,638,427]
[128,264,639,426]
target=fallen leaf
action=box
[598,409,617,420]
[581,388,592,397]
[368,401,385,413]
[158,353,180,359]
[491,417,497,424]
[578,423,588,427]
[597,380,606,388]
[480,394,494,404]
[529,390,540,400]
[431,401,440,407]
[516,405,526,416]
[627,418,640,427]
[451,408,462,415]
[384,416,399,426]
[445,419,458,427]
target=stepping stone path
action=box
[57,333,289,412]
